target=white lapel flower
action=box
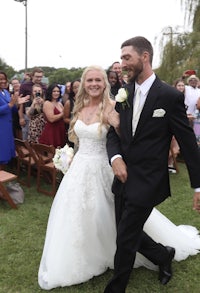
[115,88,130,110]
[53,144,74,174]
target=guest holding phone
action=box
[26,84,46,143]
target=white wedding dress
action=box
[38,120,200,290]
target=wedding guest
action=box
[184,75,200,117]
[63,79,80,146]
[185,76,200,145]
[10,78,22,139]
[62,81,71,105]
[38,83,66,148]
[38,65,200,291]
[111,61,126,86]
[168,78,185,172]
[122,73,128,84]
[0,71,28,169]
[104,36,200,293]
[20,71,31,84]
[193,100,200,146]
[19,67,47,140]
[107,70,121,99]
[26,84,46,143]
[173,78,185,92]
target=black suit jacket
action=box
[107,76,200,207]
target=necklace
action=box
[83,105,99,123]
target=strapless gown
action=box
[38,120,200,290]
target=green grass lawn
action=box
[0,163,200,293]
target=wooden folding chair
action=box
[14,138,36,187]
[31,143,60,196]
[0,170,18,209]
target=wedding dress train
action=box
[38,120,200,290]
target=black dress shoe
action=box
[159,246,175,285]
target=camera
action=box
[36,92,41,97]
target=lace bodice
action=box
[74,120,108,157]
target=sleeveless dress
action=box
[38,120,200,290]
[38,107,66,148]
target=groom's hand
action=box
[111,157,127,183]
[193,192,200,213]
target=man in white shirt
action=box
[184,74,200,115]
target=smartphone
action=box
[9,84,14,94]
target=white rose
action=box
[115,88,128,103]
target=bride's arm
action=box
[105,99,120,136]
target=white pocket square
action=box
[152,109,166,117]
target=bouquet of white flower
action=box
[53,144,74,174]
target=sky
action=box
[1,0,186,71]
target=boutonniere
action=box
[115,88,130,110]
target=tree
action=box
[180,0,200,25]
[48,68,84,85]
[155,1,200,84]
[0,57,15,79]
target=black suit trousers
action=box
[104,194,169,293]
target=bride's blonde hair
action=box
[68,65,111,145]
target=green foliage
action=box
[155,2,200,84]
[0,163,200,292]
[155,28,200,84]
[193,5,200,31]
[0,57,15,79]
[16,66,84,85]
[48,68,84,85]
[0,59,84,85]
[180,0,200,25]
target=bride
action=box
[38,65,200,290]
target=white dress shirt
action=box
[132,74,156,135]
[184,85,200,115]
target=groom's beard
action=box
[128,60,143,83]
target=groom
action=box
[105,36,200,293]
